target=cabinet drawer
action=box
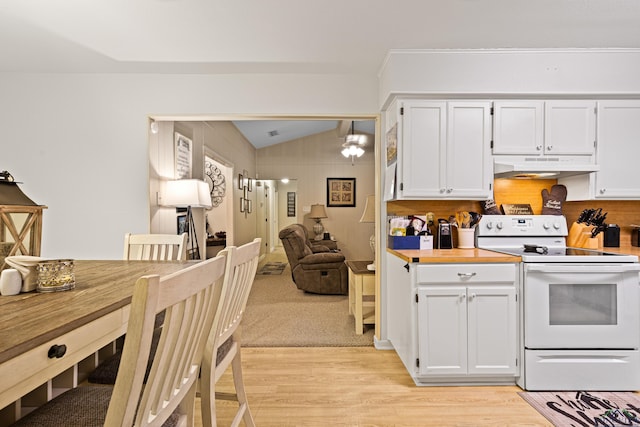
[416,264,516,284]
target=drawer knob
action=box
[48,344,67,359]
[457,272,476,279]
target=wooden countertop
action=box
[388,245,640,263]
[387,248,521,263]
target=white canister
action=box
[457,228,476,249]
[0,269,23,295]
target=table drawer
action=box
[0,309,126,409]
[416,264,516,284]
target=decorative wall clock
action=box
[205,161,226,207]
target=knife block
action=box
[568,222,603,249]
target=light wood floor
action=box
[196,346,552,426]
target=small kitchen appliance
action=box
[437,221,452,249]
[477,215,640,391]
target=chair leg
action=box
[230,347,255,427]
[200,349,218,427]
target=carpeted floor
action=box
[519,391,640,426]
[242,259,374,347]
[256,262,286,275]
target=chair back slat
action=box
[215,239,261,345]
[104,254,226,427]
[123,233,188,261]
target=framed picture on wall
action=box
[174,132,192,179]
[327,177,356,207]
[177,214,187,235]
[287,192,296,217]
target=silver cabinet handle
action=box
[469,293,476,300]
[536,145,542,151]
[547,145,553,151]
[457,272,476,279]
[599,188,606,194]
[446,188,453,193]
[439,188,446,193]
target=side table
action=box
[345,260,375,334]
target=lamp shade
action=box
[309,204,327,219]
[359,195,375,223]
[163,179,212,208]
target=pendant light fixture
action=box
[341,121,366,165]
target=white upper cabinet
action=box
[493,101,596,156]
[562,100,640,200]
[595,101,640,198]
[492,101,544,155]
[394,99,492,200]
[545,101,597,155]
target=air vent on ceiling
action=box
[267,130,279,137]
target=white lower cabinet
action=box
[417,285,517,377]
[387,255,519,386]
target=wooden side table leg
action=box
[355,277,363,335]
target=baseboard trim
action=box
[373,337,394,350]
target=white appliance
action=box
[477,215,640,391]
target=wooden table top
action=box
[345,260,375,275]
[0,260,194,365]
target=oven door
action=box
[524,263,640,349]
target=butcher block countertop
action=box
[387,248,521,263]
[388,245,640,263]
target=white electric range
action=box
[477,215,640,391]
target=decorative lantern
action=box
[0,171,46,270]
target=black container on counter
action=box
[632,228,640,247]
[604,224,620,247]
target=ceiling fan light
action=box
[346,134,366,145]
[341,148,351,158]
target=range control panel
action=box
[477,215,568,237]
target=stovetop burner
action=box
[491,245,637,262]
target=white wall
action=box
[257,129,375,260]
[379,49,640,108]
[1,72,378,259]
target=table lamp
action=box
[309,204,328,240]
[359,195,376,271]
[163,179,212,259]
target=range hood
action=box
[494,156,599,179]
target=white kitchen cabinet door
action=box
[492,101,544,155]
[398,100,447,198]
[594,101,640,198]
[417,287,468,376]
[398,100,491,199]
[447,102,493,198]
[467,286,517,375]
[545,101,596,156]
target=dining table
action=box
[0,259,195,417]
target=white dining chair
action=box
[87,232,189,385]
[200,238,261,427]
[123,232,188,261]
[12,254,228,427]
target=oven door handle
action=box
[525,264,640,273]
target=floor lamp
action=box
[163,179,212,260]
[359,195,376,271]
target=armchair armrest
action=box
[310,244,331,253]
[299,252,345,265]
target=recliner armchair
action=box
[279,224,348,295]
